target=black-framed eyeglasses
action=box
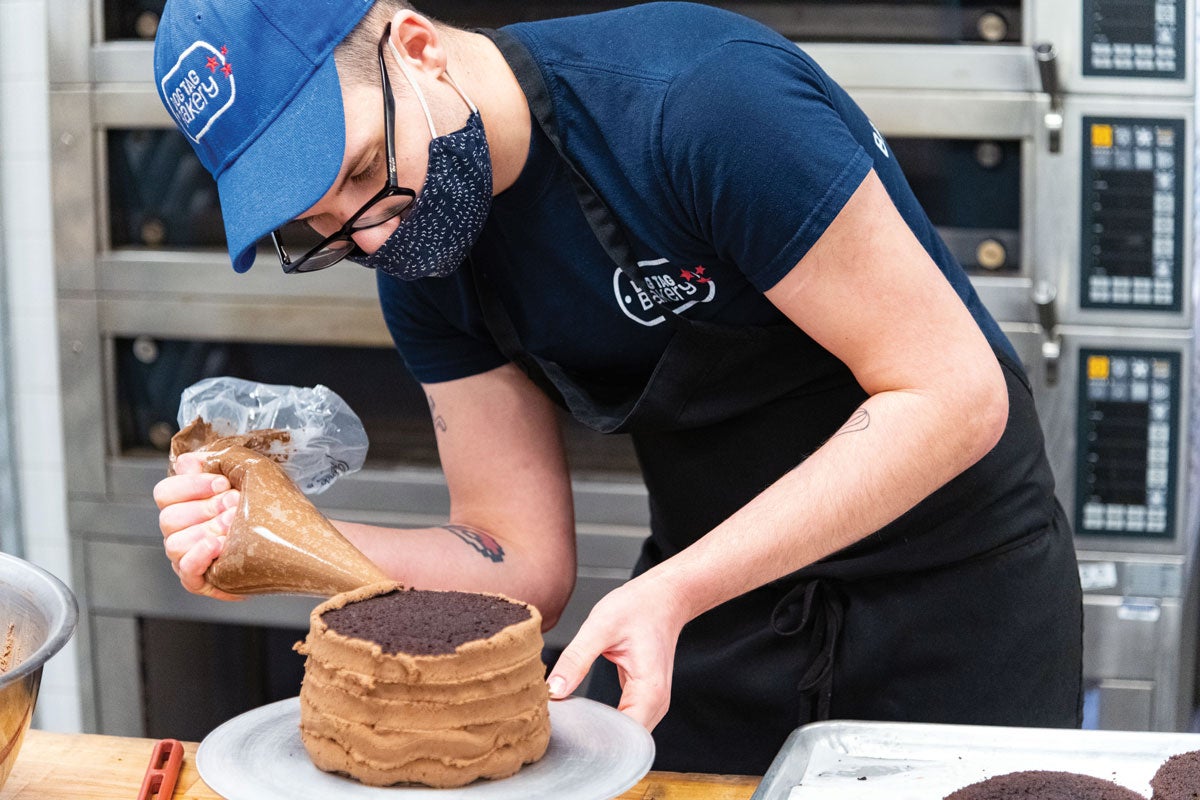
[272,22,415,274]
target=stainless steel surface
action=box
[0,553,78,790]
[751,721,1200,800]
[196,696,654,800]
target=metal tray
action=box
[752,721,1200,800]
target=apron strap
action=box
[771,579,845,721]
[480,27,686,328]
[468,255,569,407]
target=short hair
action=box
[335,1,450,87]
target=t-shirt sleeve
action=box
[658,40,874,292]
[376,269,508,384]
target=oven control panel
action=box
[1076,349,1179,539]
[1084,0,1185,79]
[1080,117,1185,312]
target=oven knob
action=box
[975,141,1004,170]
[976,239,1008,271]
[132,336,159,365]
[140,217,167,247]
[135,11,160,40]
[977,12,1009,43]
[148,422,175,452]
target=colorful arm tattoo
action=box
[441,524,506,563]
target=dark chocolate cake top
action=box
[321,589,532,656]
[1151,749,1200,800]
[944,770,1146,800]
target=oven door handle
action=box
[1032,280,1062,385]
[1035,42,1064,154]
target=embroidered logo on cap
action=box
[160,41,236,143]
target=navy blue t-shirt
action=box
[378,2,1015,386]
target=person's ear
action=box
[388,10,447,78]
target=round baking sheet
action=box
[196,696,655,800]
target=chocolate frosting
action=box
[169,417,387,596]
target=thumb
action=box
[547,625,608,699]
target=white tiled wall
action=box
[0,0,83,732]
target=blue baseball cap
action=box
[153,0,374,272]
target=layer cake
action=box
[295,582,550,787]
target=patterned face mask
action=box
[357,43,493,279]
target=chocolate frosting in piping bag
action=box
[169,417,388,596]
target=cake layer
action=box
[299,702,549,763]
[302,650,546,701]
[944,770,1146,800]
[1150,749,1200,800]
[297,583,544,684]
[299,672,548,728]
[321,588,533,655]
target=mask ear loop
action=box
[387,40,479,137]
[388,39,438,137]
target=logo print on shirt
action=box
[160,41,236,143]
[869,119,889,158]
[614,258,717,327]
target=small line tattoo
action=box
[835,408,870,437]
[442,524,506,563]
[426,393,447,432]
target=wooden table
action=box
[1,730,761,800]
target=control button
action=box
[976,11,1008,42]
[1087,355,1111,380]
[1104,505,1127,531]
[1125,507,1147,532]
[975,239,1007,270]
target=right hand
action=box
[153,452,244,601]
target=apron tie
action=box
[770,579,845,721]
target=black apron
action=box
[476,28,1083,776]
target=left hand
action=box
[546,574,691,730]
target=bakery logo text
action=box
[614,258,717,327]
[160,41,236,143]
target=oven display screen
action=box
[1080,118,1184,312]
[1076,350,1178,539]
[1083,0,1184,79]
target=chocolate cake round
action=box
[944,770,1146,800]
[1151,750,1200,800]
[295,582,550,788]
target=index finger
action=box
[153,472,232,510]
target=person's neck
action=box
[441,27,531,194]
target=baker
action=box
[150,0,1083,775]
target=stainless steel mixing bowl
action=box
[0,551,77,791]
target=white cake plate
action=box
[196,696,655,800]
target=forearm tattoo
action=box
[442,524,506,563]
[426,393,447,432]
[834,408,870,437]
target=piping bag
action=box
[167,378,387,597]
